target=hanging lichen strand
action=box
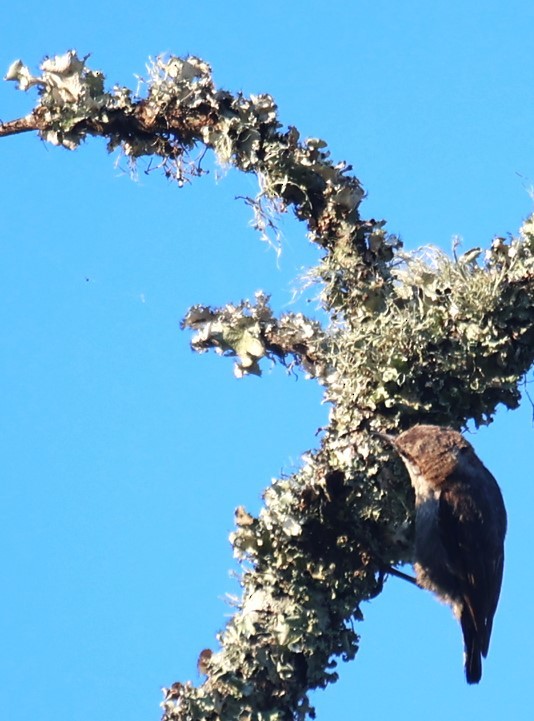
[3,52,534,720]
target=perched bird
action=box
[380,424,507,684]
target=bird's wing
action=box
[438,478,500,656]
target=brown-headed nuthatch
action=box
[381,424,507,684]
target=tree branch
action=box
[3,50,534,720]
[181,293,327,379]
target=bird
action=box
[379,424,507,684]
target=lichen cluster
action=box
[3,52,534,720]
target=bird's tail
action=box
[461,608,482,684]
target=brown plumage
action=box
[384,424,507,684]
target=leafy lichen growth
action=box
[3,51,534,721]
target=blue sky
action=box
[1,2,533,720]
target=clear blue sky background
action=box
[1,2,533,720]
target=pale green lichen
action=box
[3,51,534,721]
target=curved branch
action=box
[3,50,534,721]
